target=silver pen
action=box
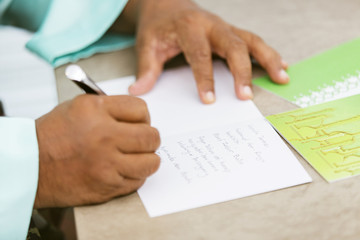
[65,64,106,95]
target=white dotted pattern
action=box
[293,71,360,107]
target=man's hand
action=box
[34,95,160,208]
[114,0,289,104]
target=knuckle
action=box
[241,60,252,71]
[250,34,264,45]
[123,96,150,122]
[192,49,211,61]
[231,62,252,83]
[68,95,105,119]
[132,127,150,150]
[237,65,252,80]
[209,14,224,23]
[177,10,202,24]
[71,95,103,111]
[86,169,125,201]
[137,126,160,151]
[230,39,248,52]
[261,50,278,65]
[70,95,87,109]
[135,97,148,111]
[130,96,148,113]
[138,154,161,177]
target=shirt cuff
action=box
[0,117,39,240]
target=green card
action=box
[254,38,360,107]
[267,94,360,182]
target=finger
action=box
[227,42,253,100]
[177,27,215,104]
[130,35,164,95]
[210,27,253,100]
[102,96,150,124]
[112,178,146,197]
[115,123,161,153]
[232,28,289,84]
[115,153,160,179]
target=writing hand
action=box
[34,95,160,208]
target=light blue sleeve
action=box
[26,0,134,67]
[0,117,39,240]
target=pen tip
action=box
[65,64,86,81]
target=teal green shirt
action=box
[0,0,131,238]
[1,0,134,67]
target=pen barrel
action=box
[0,100,5,116]
[73,80,105,95]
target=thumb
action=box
[129,44,164,96]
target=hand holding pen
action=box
[33,65,160,208]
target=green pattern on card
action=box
[254,38,360,107]
[267,95,360,182]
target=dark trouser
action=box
[27,210,64,240]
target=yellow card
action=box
[267,95,360,182]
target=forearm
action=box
[139,0,197,16]
[109,0,142,34]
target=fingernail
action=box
[202,91,215,104]
[241,86,253,99]
[129,78,146,95]
[129,82,136,88]
[279,69,289,83]
[128,83,137,95]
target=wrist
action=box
[109,0,142,34]
[139,0,198,19]
[34,159,55,209]
[34,118,56,209]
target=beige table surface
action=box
[55,0,360,239]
